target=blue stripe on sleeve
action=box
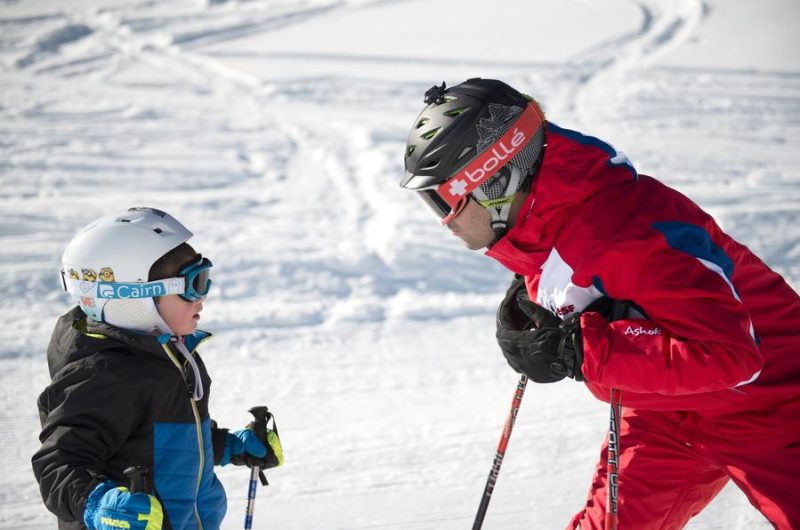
[548,123,638,180]
[652,222,734,281]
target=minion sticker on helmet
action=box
[401,78,547,241]
[98,267,115,282]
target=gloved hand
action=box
[495,276,631,383]
[496,275,565,330]
[495,276,584,383]
[84,480,163,530]
[220,423,284,469]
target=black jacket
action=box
[32,307,228,529]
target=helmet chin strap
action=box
[150,301,205,402]
[172,338,205,401]
[101,298,205,401]
[471,165,523,243]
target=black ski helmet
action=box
[401,78,546,239]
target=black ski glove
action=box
[495,276,630,383]
[495,276,585,383]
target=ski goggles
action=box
[417,189,470,224]
[411,101,544,225]
[176,256,213,301]
[61,256,213,302]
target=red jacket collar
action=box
[486,123,637,275]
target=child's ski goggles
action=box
[177,256,213,301]
[61,256,213,302]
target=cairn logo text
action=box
[98,282,167,299]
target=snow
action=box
[1,0,798,528]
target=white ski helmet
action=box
[61,207,193,335]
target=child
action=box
[32,207,283,530]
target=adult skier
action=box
[400,78,800,529]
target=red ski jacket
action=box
[487,123,800,450]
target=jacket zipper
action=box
[189,398,205,530]
[162,339,209,530]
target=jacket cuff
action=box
[211,425,230,466]
[82,480,116,529]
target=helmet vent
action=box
[406,145,416,157]
[151,224,175,236]
[457,146,473,160]
[444,107,468,117]
[421,127,441,141]
[416,118,429,129]
[421,160,439,170]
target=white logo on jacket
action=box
[624,326,661,337]
[536,248,604,319]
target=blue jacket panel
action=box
[154,419,226,529]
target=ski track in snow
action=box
[1,0,796,528]
[563,0,711,119]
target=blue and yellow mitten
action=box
[84,480,163,530]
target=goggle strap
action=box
[63,276,187,299]
[435,102,543,210]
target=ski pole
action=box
[244,406,271,530]
[123,465,151,494]
[605,388,622,530]
[603,299,629,529]
[472,374,528,530]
